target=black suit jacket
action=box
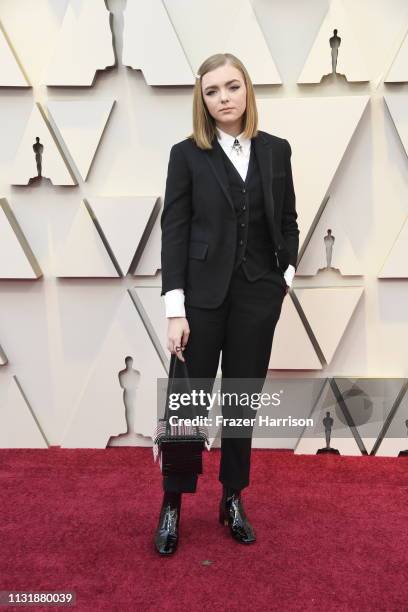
[160,130,299,309]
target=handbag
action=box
[153,353,209,477]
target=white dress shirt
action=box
[163,126,296,318]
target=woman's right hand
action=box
[167,317,190,362]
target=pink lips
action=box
[220,108,233,112]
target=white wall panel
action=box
[0,344,8,365]
[298,0,369,83]
[269,295,322,370]
[378,214,408,278]
[257,96,369,249]
[122,0,194,85]
[0,0,406,450]
[385,26,408,82]
[47,99,116,181]
[297,200,363,276]
[53,199,119,278]
[44,0,114,86]
[61,291,167,448]
[0,198,42,278]
[295,287,364,364]
[10,103,77,186]
[165,0,281,84]
[89,196,158,276]
[0,22,29,86]
[0,375,48,448]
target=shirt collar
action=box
[216,126,251,153]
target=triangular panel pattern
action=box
[44,0,114,86]
[375,384,408,456]
[10,104,76,185]
[122,0,194,85]
[295,287,364,364]
[47,99,115,181]
[54,200,119,278]
[384,94,408,158]
[297,201,362,276]
[0,343,7,365]
[298,0,369,83]
[0,376,48,448]
[385,27,408,82]
[269,295,322,370]
[334,378,406,455]
[89,196,156,276]
[61,291,167,447]
[0,198,42,278]
[0,24,29,86]
[294,380,363,455]
[133,214,161,276]
[257,96,369,249]
[165,0,281,84]
[378,214,408,278]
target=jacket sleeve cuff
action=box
[163,288,186,318]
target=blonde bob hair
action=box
[187,53,258,150]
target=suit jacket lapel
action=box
[204,130,276,221]
[253,131,276,236]
[204,137,235,213]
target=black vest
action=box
[217,139,278,281]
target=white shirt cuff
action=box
[283,264,295,287]
[163,288,185,318]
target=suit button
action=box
[243,256,247,262]
[239,239,244,245]
[240,223,245,227]
[242,205,246,210]
[241,188,246,194]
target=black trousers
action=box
[163,262,286,493]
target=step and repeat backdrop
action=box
[0,0,408,454]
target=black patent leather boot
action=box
[219,486,256,544]
[154,492,182,555]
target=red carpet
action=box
[0,447,407,611]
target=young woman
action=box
[155,53,299,555]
